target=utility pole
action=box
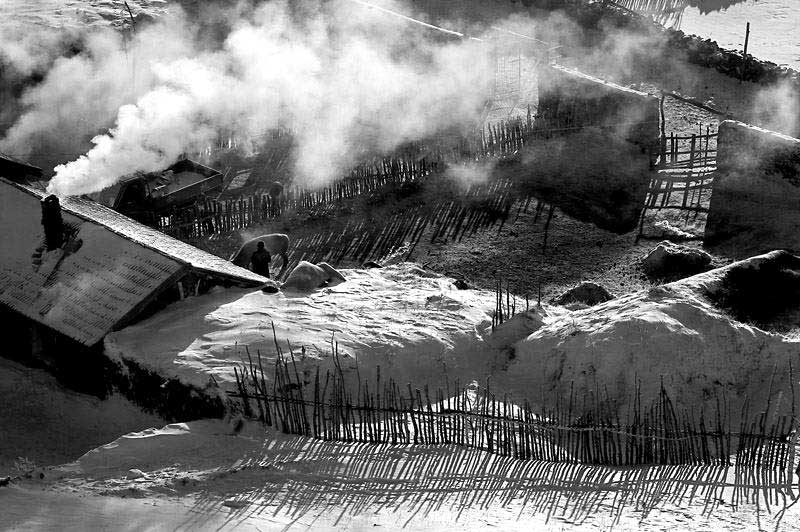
[740,22,750,84]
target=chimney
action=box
[41,195,64,251]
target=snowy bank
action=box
[498,251,800,419]
[105,253,800,423]
[105,263,500,397]
[0,357,164,477]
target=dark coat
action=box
[250,248,271,277]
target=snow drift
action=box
[498,250,800,420]
[105,263,498,396]
[106,254,800,423]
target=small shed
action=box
[519,64,659,233]
[0,177,266,352]
[89,159,224,225]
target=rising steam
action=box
[12,0,497,196]
[4,0,797,199]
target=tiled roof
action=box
[0,178,267,345]
[0,182,184,345]
[17,180,267,285]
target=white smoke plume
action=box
[14,0,502,196]
[0,21,78,77]
[0,10,199,176]
[751,80,800,137]
[13,0,789,199]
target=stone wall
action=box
[705,120,800,253]
[663,29,799,87]
[551,0,800,88]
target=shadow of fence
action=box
[229,348,798,477]
[182,422,798,531]
[180,347,799,529]
[282,177,521,273]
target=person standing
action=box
[268,181,283,217]
[249,241,272,278]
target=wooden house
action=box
[0,177,266,378]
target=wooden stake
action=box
[740,22,750,84]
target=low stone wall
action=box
[663,29,799,87]
[560,0,800,88]
[537,64,661,160]
[705,120,800,252]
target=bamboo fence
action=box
[164,114,719,258]
[637,125,718,239]
[156,116,535,240]
[230,345,798,475]
[605,0,688,27]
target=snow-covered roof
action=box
[105,263,498,391]
[0,178,266,345]
[12,179,266,284]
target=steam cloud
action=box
[3,0,797,198]
[4,0,504,196]
[750,80,800,136]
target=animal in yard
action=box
[280,261,346,292]
[230,233,290,277]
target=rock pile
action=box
[642,241,712,281]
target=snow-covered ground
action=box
[0,357,164,477]
[107,255,800,424]
[2,418,798,531]
[5,256,800,530]
[500,251,800,420]
[105,263,509,396]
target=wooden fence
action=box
[637,126,718,239]
[157,108,643,248]
[230,346,798,473]
[166,113,717,254]
[283,177,522,272]
[157,116,535,240]
[492,277,529,330]
[659,127,717,171]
